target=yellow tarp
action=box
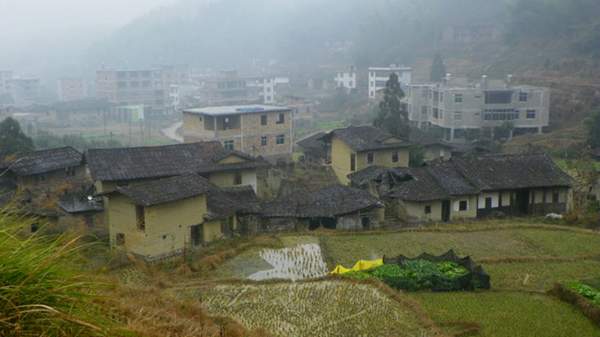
[330,258,384,275]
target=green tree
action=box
[373,73,410,139]
[0,117,34,159]
[430,53,446,82]
[586,108,600,148]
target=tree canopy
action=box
[0,118,34,160]
[586,108,600,149]
[373,73,410,139]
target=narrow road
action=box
[161,121,183,143]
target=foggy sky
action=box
[0,0,175,43]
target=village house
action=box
[182,105,294,159]
[350,153,572,223]
[261,184,384,232]
[105,174,258,260]
[322,126,411,185]
[2,147,88,204]
[86,141,268,196]
[296,132,330,164]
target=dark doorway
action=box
[190,224,203,247]
[515,190,530,215]
[309,218,337,230]
[361,217,371,229]
[441,200,451,222]
[485,197,493,209]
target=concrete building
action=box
[368,65,412,100]
[246,77,291,104]
[0,71,13,95]
[334,66,357,93]
[96,69,165,110]
[197,70,255,105]
[405,75,550,141]
[58,78,87,102]
[182,105,294,159]
[7,78,41,107]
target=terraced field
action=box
[178,281,441,337]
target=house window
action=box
[276,113,285,124]
[367,152,374,164]
[276,134,285,145]
[136,206,146,231]
[552,192,560,203]
[116,233,125,246]
[526,110,536,119]
[234,172,242,185]
[425,205,432,214]
[261,115,267,125]
[519,92,528,102]
[36,175,47,183]
[224,140,235,150]
[485,197,493,209]
[350,154,356,172]
[454,111,462,121]
[459,200,468,211]
[261,136,268,146]
[392,151,399,163]
[31,223,39,233]
[454,94,463,103]
[65,167,76,177]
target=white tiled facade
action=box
[404,76,550,141]
[368,65,412,99]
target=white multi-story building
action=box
[368,65,412,100]
[334,66,357,92]
[0,71,13,95]
[247,77,290,104]
[405,75,550,141]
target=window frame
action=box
[136,206,146,231]
[276,134,285,145]
[260,115,268,126]
[459,200,468,212]
[261,136,268,146]
[367,152,374,164]
[224,140,235,151]
[276,113,285,124]
[424,205,432,214]
[392,151,399,163]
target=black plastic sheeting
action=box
[383,249,491,291]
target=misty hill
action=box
[86,0,508,70]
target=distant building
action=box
[368,65,412,100]
[0,71,13,95]
[182,105,294,158]
[405,75,550,141]
[96,69,166,110]
[322,126,412,185]
[334,66,357,92]
[197,70,255,105]
[58,78,87,102]
[247,77,291,104]
[7,78,41,107]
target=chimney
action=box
[481,75,488,89]
[506,74,513,87]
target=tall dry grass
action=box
[0,209,115,337]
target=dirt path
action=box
[161,121,183,143]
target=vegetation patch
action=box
[549,282,600,326]
[180,280,441,337]
[249,244,328,281]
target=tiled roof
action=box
[297,132,327,150]
[352,153,572,202]
[206,185,260,220]
[452,153,572,190]
[87,142,267,182]
[9,147,83,176]
[326,126,411,152]
[262,184,382,218]
[116,174,211,207]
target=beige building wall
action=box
[208,169,257,192]
[107,194,220,259]
[183,110,293,158]
[402,200,444,222]
[330,135,410,185]
[451,196,478,220]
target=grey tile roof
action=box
[87,142,268,182]
[353,153,572,202]
[452,153,572,191]
[206,185,260,220]
[297,132,327,150]
[9,147,83,176]
[262,184,382,218]
[326,126,411,152]
[116,174,211,207]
